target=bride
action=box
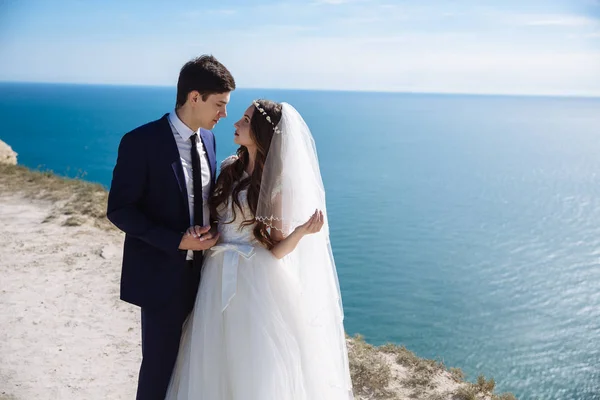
[166,99,354,399]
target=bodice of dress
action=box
[216,156,256,246]
[216,188,256,245]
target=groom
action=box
[107,55,235,399]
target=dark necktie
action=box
[190,133,204,265]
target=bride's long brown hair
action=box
[209,99,283,249]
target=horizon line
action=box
[2,80,599,100]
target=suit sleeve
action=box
[107,132,183,256]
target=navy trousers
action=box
[135,261,201,400]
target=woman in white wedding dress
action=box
[166,100,354,400]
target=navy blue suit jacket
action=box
[107,114,217,308]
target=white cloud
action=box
[215,32,600,96]
[207,9,237,15]
[3,27,599,97]
[314,0,349,4]
[524,15,598,27]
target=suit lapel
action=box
[159,116,216,225]
[158,114,190,214]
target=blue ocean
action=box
[1,82,599,399]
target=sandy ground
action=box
[0,194,140,400]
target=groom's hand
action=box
[179,225,220,251]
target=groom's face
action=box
[194,91,230,130]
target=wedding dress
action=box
[166,103,353,400]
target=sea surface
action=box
[1,82,599,399]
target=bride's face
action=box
[233,106,255,147]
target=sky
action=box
[1,0,599,96]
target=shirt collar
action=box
[168,110,199,141]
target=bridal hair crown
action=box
[252,100,282,134]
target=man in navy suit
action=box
[107,55,235,400]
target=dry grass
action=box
[379,341,446,392]
[454,385,479,400]
[453,375,517,400]
[0,163,112,230]
[495,395,517,400]
[347,336,517,400]
[348,334,397,399]
[450,368,466,382]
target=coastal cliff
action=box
[0,139,17,165]
[0,142,516,400]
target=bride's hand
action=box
[185,225,213,241]
[295,210,324,236]
[180,225,220,251]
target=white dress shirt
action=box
[168,111,212,260]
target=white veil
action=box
[256,103,353,398]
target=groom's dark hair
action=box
[176,55,236,107]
